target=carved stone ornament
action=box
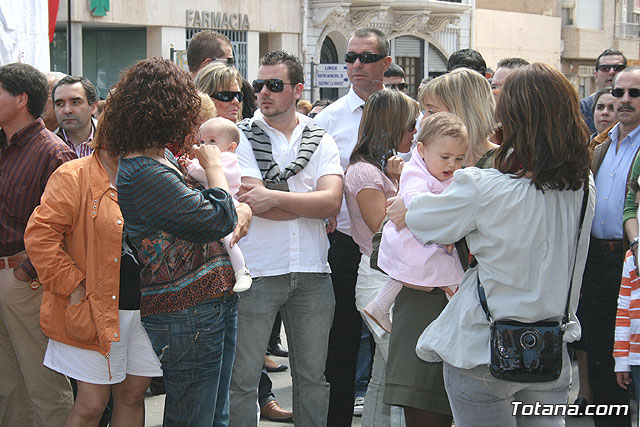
[427,14,460,33]
[394,12,431,32]
[351,7,389,27]
[312,5,350,27]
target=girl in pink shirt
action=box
[364,112,468,332]
[186,117,252,292]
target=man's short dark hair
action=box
[52,76,98,105]
[0,63,48,118]
[596,49,627,69]
[187,30,232,73]
[351,27,390,56]
[447,49,487,76]
[384,63,405,78]
[496,57,530,69]
[259,50,304,86]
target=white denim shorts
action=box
[44,309,162,384]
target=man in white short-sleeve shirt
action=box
[314,27,391,425]
[230,50,343,427]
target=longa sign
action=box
[186,10,250,30]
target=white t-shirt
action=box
[236,111,343,277]
[314,87,365,235]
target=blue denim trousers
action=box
[141,293,238,427]
[230,272,335,426]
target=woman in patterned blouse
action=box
[99,57,252,427]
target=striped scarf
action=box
[238,118,325,191]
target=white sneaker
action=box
[233,268,252,292]
[363,300,392,333]
[353,396,365,417]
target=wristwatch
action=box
[630,236,640,252]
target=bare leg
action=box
[65,381,110,427]
[576,350,593,400]
[110,375,151,427]
[404,406,452,427]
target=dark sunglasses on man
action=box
[207,57,235,67]
[344,52,387,64]
[597,64,625,72]
[611,88,640,98]
[384,83,407,91]
[252,79,296,93]
[211,91,244,102]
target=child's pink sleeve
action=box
[186,158,209,188]
[221,152,242,198]
[399,168,434,206]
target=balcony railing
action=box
[615,22,640,38]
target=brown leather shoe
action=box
[260,400,293,422]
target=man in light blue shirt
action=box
[580,66,640,427]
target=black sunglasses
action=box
[252,79,295,93]
[384,83,407,91]
[207,57,235,66]
[597,64,625,72]
[211,91,244,102]
[344,52,386,64]
[611,88,640,98]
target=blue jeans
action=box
[230,272,335,426]
[631,366,640,426]
[141,294,238,427]
[354,323,374,399]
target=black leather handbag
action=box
[476,186,588,383]
[369,217,389,274]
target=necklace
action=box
[98,150,118,183]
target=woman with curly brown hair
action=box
[99,57,252,427]
[388,63,594,425]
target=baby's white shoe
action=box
[233,268,252,292]
[363,300,392,333]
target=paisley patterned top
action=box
[117,153,237,317]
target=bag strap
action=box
[477,183,589,326]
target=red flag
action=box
[48,0,60,43]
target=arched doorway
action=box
[320,36,339,101]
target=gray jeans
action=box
[443,348,571,427]
[229,272,335,427]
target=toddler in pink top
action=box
[364,112,468,332]
[186,117,252,292]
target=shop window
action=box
[50,28,146,99]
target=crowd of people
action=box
[1,25,640,427]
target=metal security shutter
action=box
[428,44,447,74]
[186,28,248,78]
[395,36,421,57]
[82,29,147,99]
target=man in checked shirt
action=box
[52,75,99,158]
[0,63,75,427]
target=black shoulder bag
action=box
[477,185,588,382]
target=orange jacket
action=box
[25,151,122,356]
